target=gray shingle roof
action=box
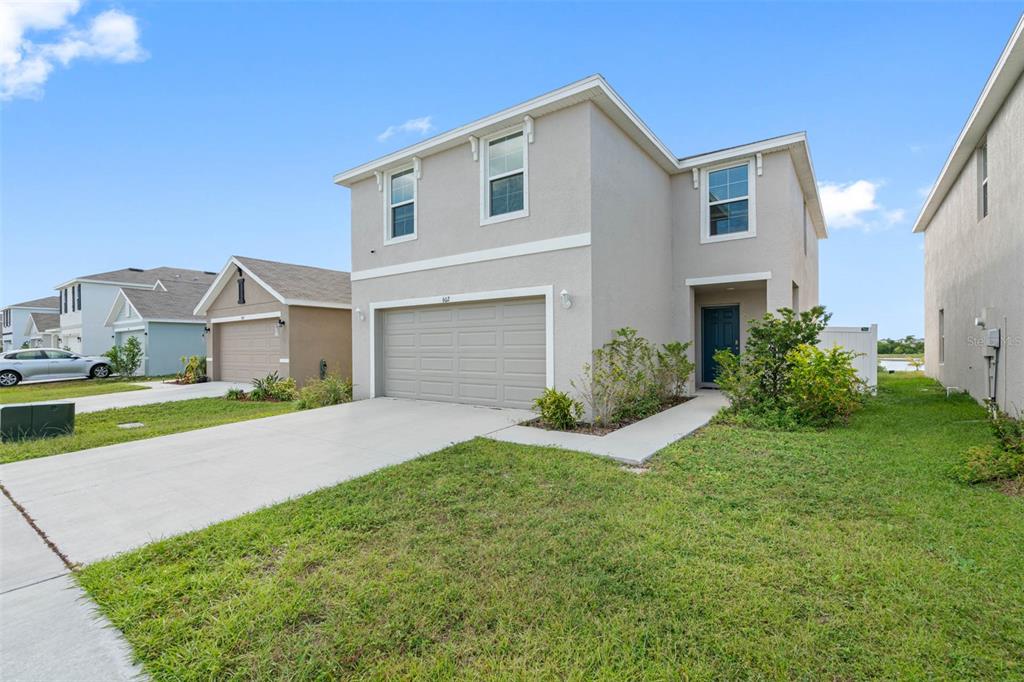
[28,312,59,331]
[71,266,215,287]
[121,280,213,322]
[235,256,351,306]
[5,295,60,310]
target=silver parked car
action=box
[0,348,112,387]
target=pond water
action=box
[880,359,917,372]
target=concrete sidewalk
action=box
[0,497,141,682]
[490,389,727,464]
[13,380,249,414]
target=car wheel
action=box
[91,364,111,379]
[0,370,21,387]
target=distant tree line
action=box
[877,336,924,355]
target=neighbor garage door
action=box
[381,297,547,409]
[216,319,282,382]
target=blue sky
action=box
[3,2,1022,339]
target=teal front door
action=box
[701,305,740,384]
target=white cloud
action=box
[917,184,933,199]
[377,116,434,142]
[0,1,146,101]
[818,179,906,231]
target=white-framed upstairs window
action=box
[700,158,756,243]
[481,127,528,225]
[384,167,417,245]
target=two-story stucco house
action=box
[335,76,827,409]
[1,296,60,351]
[914,16,1023,415]
[54,266,215,356]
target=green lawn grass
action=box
[0,379,150,405]
[0,398,296,464]
[78,375,1024,679]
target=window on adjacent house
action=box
[62,289,67,314]
[708,163,750,237]
[978,144,988,219]
[483,130,526,222]
[388,168,416,241]
[938,308,945,364]
[76,284,82,311]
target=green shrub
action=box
[656,341,695,399]
[990,409,1024,454]
[225,388,246,401]
[297,375,353,410]
[573,328,696,426]
[103,336,144,378]
[951,444,1024,484]
[176,355,207,384]
[249,372,297,402]
[533,388,583,430]
[785,344,865,427]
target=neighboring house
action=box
[914,16,1024,415]
[1,296,60,351]
[103,280,212,376]
[23,312,60,348]
[54,266,215,356]
[194,256,352,386]
[334,75,826,409]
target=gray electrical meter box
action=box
[986,328,1001,348]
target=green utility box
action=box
[0,403,75,442]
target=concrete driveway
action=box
[12,380,250,414]
[0,398,531,680]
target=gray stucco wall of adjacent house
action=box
[923,73,1024,414]
[588,103,675,350]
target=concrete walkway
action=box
[490,389,728,464]
[13,380,250,414]
[0,497,141,681]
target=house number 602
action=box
[441,296,451,303]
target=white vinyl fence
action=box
[818,324,878,390]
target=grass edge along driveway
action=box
[0,379,150,405]
[78,374,1024,680]
[0,397,296,464]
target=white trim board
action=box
[209,311,282,324]
[684,271,772,287]
[352,233,591,282]
[367,285,555,398]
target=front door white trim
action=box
[368,285,554,398]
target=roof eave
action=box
[913,14,1024,234]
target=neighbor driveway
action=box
[13,380,250,414]
[0,398,531,681]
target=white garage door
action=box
[381,297,547,409]
[217,319,282,382]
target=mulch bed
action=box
[524,395,694,436]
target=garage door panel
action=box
[217,319,281,382]
[381,297,546,409]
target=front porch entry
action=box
[701,305,740,384]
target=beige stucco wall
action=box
[205,273,289,381]
[923,74,1024,414]
[287,306,352,386]
[588,104,675,349]
[350,102,592,273]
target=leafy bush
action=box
[990,409,1024,454]
[176,355,207,384]
[951,445,1024,484]
[297,375,353,410]
[573,328,695,426]
[225,387,246,401]
[656,341,695,400]
[785,344,865,427]
[103,336,144,378]
[714,306,837,421]
[249,372,297,402]
[533,388,583,430]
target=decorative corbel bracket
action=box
[755,153,763,176]
[524,115,535,143]
[374,171,383,192]
[413,156,422,179]
[691,167,699,189]
[469,136,479,161]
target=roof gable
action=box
[193,256,352,316]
